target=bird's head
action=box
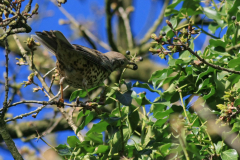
[104,51,138,71]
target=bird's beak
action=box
[126,62,138,70]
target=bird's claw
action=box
[57,98,64,108]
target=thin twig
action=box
[168,25,240,75]
[42,117,63,135]
[1,38,10,118]
[13,34,53,94]
[0,36,24,160]
[5,86,69,122]
[49,75,56,91]
[43,67,56,79]
[194,25,220,39]
[186,47,240,75]
[118,7,134,49]
[139,0,170,45]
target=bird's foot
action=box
[57,98,64,108]
[83,101,102,115]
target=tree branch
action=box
[0,37,23,160]
[0,118,72,142]
[106,0,119,51]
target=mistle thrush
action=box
[32,30,138,101]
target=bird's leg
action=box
[57,77,65,108]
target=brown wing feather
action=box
[72,44,113,72]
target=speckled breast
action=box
[56,59,110,89]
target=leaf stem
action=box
[117,68,127,155]
[118,101,125,154]
[199,118,216,154]
[178,134,190,160]
[141,105,146,144]
[38,136,57,152]
[178,85,190,123]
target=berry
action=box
[133,65,138,70]
[139,57,143,61]
[161,31,166,36]
[231,16,236,20]
[126,50,130,55]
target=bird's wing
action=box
[72,44,113,72]
[32,30,74,55]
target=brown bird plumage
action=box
[32,30,137,91]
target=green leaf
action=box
[168,59,184,66]
[93,145,109,154]
[133,81,160,94]
[55,144,72,156]
[196,67,214,84]
[186,143,204,159]
[232,121,240,132]
[131,91,152,106]
[138,149,152,155]
[125,145,139,158]
[165,0,182,16]
[87,120,109,133]
[179,49,192,63]
[209,39,227,48]
[149,69,173,89]
[227,75,240,87]
[228,57,240,68]
[209,23,219,33]
[77,111,97,132]
[69,84,103,102]
[203,7,224,28]
[67,136,80,148]
[203,87,215,100]
[150,102,170,114]
[179,7,202,17]
[109,126,130,154]
[154,108,174,119]
[143,126,154,147]
[197,78,210,92]
[116,90,132,106]
[234,99,240,106]
[86,132,103,144]
[154,117,169,128]
[221,149,238,160]
[127,104,140,133]
[215,141,225,155]
[77,110,90,121]
[159,143,172,157]
[228,0,240,18]
[161,82,179,101]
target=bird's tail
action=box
[32,30,74,55]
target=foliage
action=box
[53,0,240,159]
[1,0,240,160]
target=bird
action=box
[32,30,138,104]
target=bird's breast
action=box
[56,60,110,89]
